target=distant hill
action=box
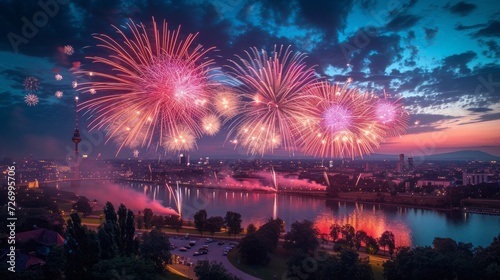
[361,150,500,161]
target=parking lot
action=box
[168,235,260,280]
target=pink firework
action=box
[225,45,316,155]
[55,91,63,98]
[299,81,385,159]
[375,93,409,137]
[64,45,74,55]
[24,94,39,106]
[23,76,39,92]
[55,74,63,81]
[77,18,217,154]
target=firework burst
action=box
[163,126,197,152]
[55,74,63,81]
[202,114,221,136]
[212,87,240,119]
[23,76,39,92]
[64,45,74,55]
[24,94,39,106]
[375,92,409,137]
[225,45,316,155]
[298,81,385,159]
[77,18,218,154]
[55,91,63,98]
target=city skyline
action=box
[1,0,499,160]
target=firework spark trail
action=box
[165,182,182,217]
[77,18,218,155]
[299,81,386,159]
[225,45,317,155]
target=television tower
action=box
[71,96,82,188]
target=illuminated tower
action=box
[71,96,82,187]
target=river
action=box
[56,180,500,248]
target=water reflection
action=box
[57,180,500,247]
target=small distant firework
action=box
[55,91,63,98]
[414,120,420,125]
[213,88,240,119]
[72,81,78,88]
[163,127,196,152]
[375,92,409,137]
[225,45,316,155]
[77,18,217,155]
[202,114,221,136]
[64,45,74,55]
[55,74,63,81]
[133,149,139,158]
[89,88,96,94]
[24,94,39,106]
[23,76,39,92]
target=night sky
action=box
[1,0,499,160]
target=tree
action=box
[256,219,281,252]
[150,215,165,229]
[194,209,208,235]
[330,223,342,242]
[283,220,319,254]
[341,224,356,249]
[72,196,93,216]
[379,230,395,256]
[165,215,183,232]
[194,260,242,280]
[65,212,101,280]
[143,208,153,229]
[364,236,379,255]
[246,223,257,235]
[354,230,367,251]
[104,201,117,223]
[225,211,243,237]
[92,256,157,280]
[139,229,171,272]
[316,250,373,280]
[238,233,270,265]
[117,203,127,240]
[43,246,66,280]
[124,209,136,255]
[206,216,224,236]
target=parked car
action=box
[223,250,228,256]
[193,251,204,256]
[179,247,187,252]
[189,241,197,246]
[218,241,225,245]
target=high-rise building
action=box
[179,154,189,166]
[408,157,414,171]
[397,154,405,172]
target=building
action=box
[179,154,190,166]
[462,172,489,185]
[408,157,414,171]
[397,154,405,172]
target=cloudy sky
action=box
[0,0,499,160]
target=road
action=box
[169,236,261,280]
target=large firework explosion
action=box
[77,18,218,154]
[298,81,387,159]
[225,45,317,155]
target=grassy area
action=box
[227,246,387,280]
[369,257,385,280]
[227,247,288,279]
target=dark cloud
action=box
[460,112,500,125]
[424,27,438,41]
[385,13,421,32]
[441,51,477,74]
[448,1,477,16]
[480,39,500,58]
[473,21,500,38]
[455,23,486,31]
[467,107,493,113]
